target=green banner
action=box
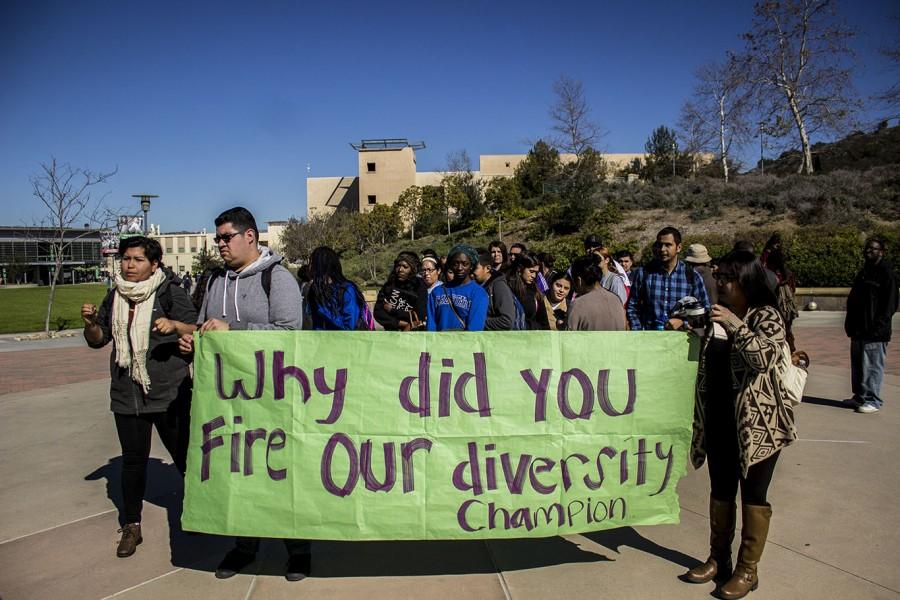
[183,331,699,540]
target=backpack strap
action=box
[157,282,174,316]
[683,262,695,286]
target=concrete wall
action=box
[306,149,717,220]
[307,176,359,217]
[358,147,417,213]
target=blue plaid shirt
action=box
[626,260,711,330]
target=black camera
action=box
[671,296,709,333]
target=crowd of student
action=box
[81,205,895,598]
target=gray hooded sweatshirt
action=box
[198,247,302,330]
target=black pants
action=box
[114,400,189,524]
[705,398,779,506]
[235,536,310,556]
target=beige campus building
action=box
[144,224,284,275]
[306,139,649,219]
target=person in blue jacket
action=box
[427,244,488,331]
[305,246,366,330]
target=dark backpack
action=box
[486,278,527,331]
[510,295,527,331]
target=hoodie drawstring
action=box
[234,276,241,323]
[220,273,242,323]
[221,273,228,319]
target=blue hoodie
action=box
[307,281,363,330]
[427,280,488,331]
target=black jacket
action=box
[483,275,516,331]
[88,276,197,414]
[845,259,898,342]
[373,277,428,330]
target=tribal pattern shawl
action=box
[691,305,798,477]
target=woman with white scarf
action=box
[82,236,197,559]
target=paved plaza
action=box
[1,312,898,600]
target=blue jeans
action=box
[850,340,888,407]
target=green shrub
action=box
[788,226,863,286]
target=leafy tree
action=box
[514,140,563,199]
[741,0,858,174]
[396,186,424,241]
[441,150,485,230]
[643,126,679,180]
[192,245,223,273]
[279,211,354,264]
[483,177,521,214]
[550,149,606,233]
[349,204,400,280]
[416,185,452,236]
[617,157,643,178]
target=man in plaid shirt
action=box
[626,227,711,330]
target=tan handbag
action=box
[779,344,808,406]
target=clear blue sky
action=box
[1,0,896,232]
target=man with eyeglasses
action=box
[844,238,898,414]
[177,206,307,580]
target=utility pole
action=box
[758,122,766,175]
[671,140,677,177]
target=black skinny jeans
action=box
[703,338,779,506]
[114,399,189,524]
[705,408,779,506]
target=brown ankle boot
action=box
[683,497,736,584]
[116,523,142,558]
[718,504,772,599]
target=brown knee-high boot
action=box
[718,504,772,599]
[683,497,736,584]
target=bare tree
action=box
[679,57,752,182]
[30,158,116,334]
[549,75,605,156]
[874,18,900,121]
[742,0,858,174]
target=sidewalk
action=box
[1,315,898,599]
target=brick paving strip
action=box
[794,327,899,374]
[0,346,109,396]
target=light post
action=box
[671,138,677,177]
[132,194,158,235]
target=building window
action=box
[367,162,376,172]
[367,195,377,205]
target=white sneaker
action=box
[856,401,880,414]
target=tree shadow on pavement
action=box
[582,526,697,569]
[84,457,231,571]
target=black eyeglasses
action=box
[713,272,736,283]
[421,267,438,274]
[214,230,244,244]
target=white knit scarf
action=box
[112,269,166,394]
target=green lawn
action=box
[0,284,109,334]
